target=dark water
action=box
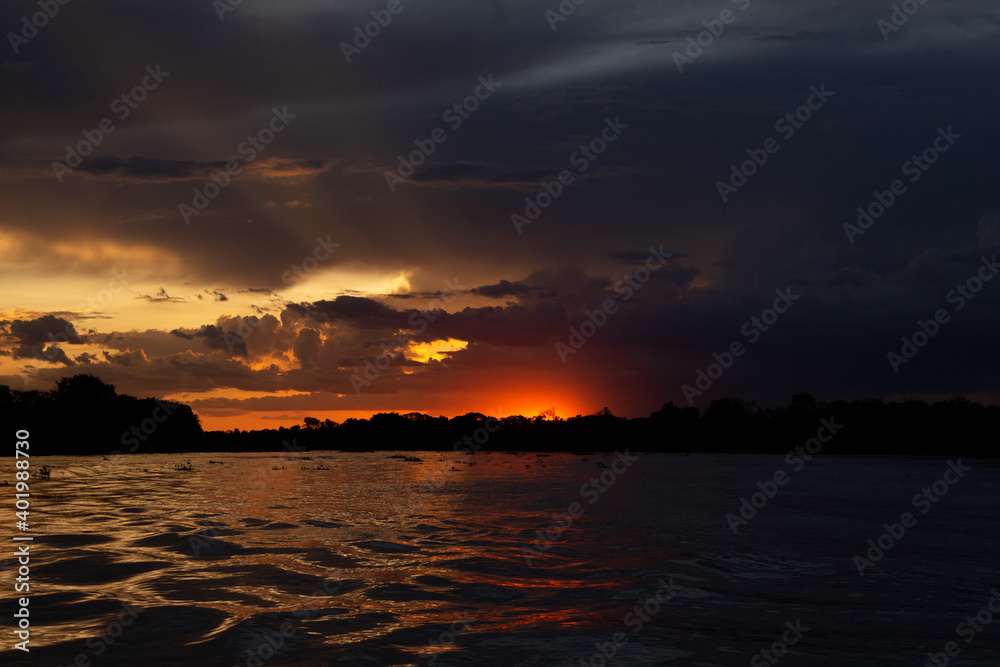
[1,451,998,666]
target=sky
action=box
[1,0,999,430]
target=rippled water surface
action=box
[2,451,999,666]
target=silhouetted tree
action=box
[2,379,997,456]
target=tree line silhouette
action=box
[1,374,997,456]
[1,374,202,455]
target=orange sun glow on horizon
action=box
[186,382,595,432]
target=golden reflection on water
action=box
[1,451,648,665]
[8,451,980,666]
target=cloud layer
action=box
[2,0,999,423]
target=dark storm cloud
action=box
[292,296,409,329]
[755,31,830,42]
[9,315,83,345]
[472,279,533,298]
[607,249,687,264]
[73,155,225,181]
[38,353,293,397]
[424,302,570,347]
[519,267,612,300]
[293,327,322,370]
[406,162,558,188]
[12,344,75,366]
[276,290,577,359]
[137,289,184,303]
[42,345,75,366]
[31,155,332,183]
[195,324,247,357]
[102,349,148,366]
[3,0,1000,411]
[661,267,701,288]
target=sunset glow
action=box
[2,0,998,432]
[3,3,1000,665]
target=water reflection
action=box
[1,452,998,666]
